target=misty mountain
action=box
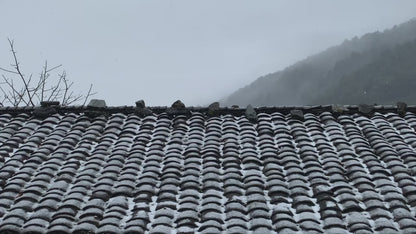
[223,18,416,107]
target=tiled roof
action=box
[1,104,416,233]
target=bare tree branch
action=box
[0,39,96,107]
[7,38,35,106]
[2,75,27,106]
[62,76,69,105]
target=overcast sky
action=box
[0,1,415,106]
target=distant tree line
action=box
[223,18,416,106]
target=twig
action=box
[82,84,95,106]
[0,67,19,74]
[47,71,64,101]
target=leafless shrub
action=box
[0,39,96,107]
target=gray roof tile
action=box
[2,107,416,232]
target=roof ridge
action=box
[0,104,414,117]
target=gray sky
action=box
[1,1,415,106]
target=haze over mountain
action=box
[223,18,416,107]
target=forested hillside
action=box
[223,19,416,106]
